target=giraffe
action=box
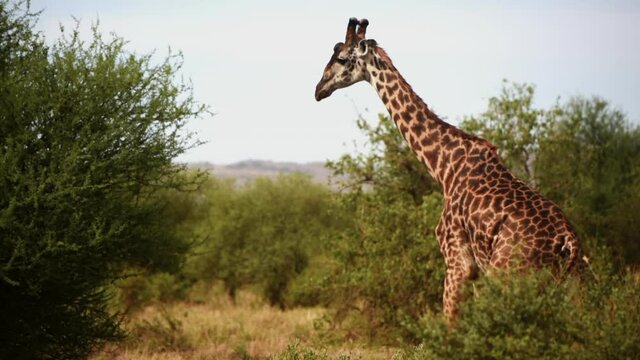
[315,18,583,321]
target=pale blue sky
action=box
[31,1,640,164]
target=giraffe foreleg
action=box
[443,258,478,322]
[437,215,478,323]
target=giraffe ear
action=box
[356,39,369,56]
[356,39,376,56]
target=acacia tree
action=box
[535,97,640,264]
[0,2,206,358]
[460,81,557,183]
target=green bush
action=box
[188,174,346,308]
[403,270,640,360]
[326,115,445,341]
[284,255,338,308]
[0,2,205,358]
[113,172,210,312]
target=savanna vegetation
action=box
[2,2,639,359]
[0,1,206,358]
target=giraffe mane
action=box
[373,46,496,148]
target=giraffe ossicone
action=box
[315,18,584,322]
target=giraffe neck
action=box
[365,48,471,193]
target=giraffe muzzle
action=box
[315,81,332,101]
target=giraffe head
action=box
[315,17,378,101]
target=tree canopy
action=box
[0,2,206,358]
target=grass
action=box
[91,282,399,359]
[89,270,640,359]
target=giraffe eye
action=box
[335,57,348,65]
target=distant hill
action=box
[189,160,335,185]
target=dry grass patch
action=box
[92,283,400,359]
[92,284,320,359]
